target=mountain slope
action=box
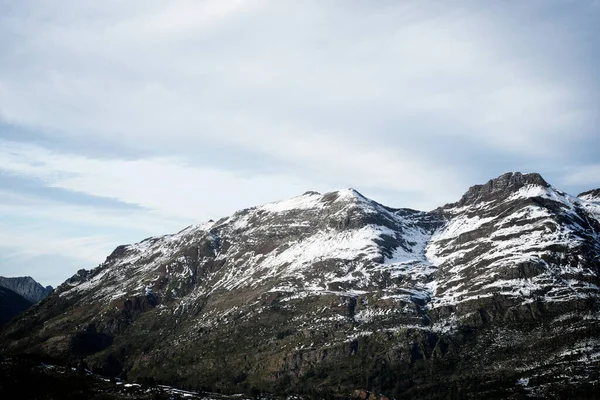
[1,173,599,399]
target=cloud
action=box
[1,1,596,164]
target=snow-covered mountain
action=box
[1,172,599,399]
[428,172,600,310]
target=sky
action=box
[0,0,599,287]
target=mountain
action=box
[1,172,599,399]
[0,276,52,328]
[578,188,600,202]
[0,287,33,328]
[429,172,600,314]
[0,276,53,303]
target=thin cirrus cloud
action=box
[0,0,598,286]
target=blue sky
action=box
[1,0,599,287]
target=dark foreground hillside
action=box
[0,356,258,400]
[0,287,32,328]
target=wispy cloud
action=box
[1,1,596,161]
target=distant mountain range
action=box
[1,172,598,399]
[0,276,53,303]
[0,276,52,328]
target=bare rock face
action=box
[1,173,599,399]
[452,172,550,207]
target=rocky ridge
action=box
[1,172,599,399]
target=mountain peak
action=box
[257,188,372,214]
[302,190,321,196]
[346,187,367,197]
[455,172,549,207]
[333,188,369,200]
